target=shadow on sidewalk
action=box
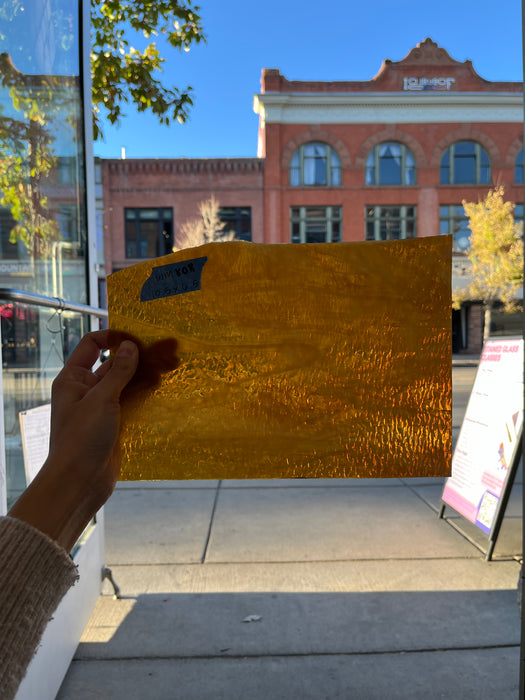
[58,589,520,699]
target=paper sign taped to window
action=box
[108,237,452,480]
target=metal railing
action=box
[0,287,108,319]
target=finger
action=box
[93,340,139,401]
[64,330,131,371]
[52,364,99,405]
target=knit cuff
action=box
[0,515,79,700]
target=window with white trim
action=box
[365,142,416,186]
[440,141,491,185]
[290,206,342,243]
[365,206,416,241]
[439,205,470,253]
[290,143,341,187]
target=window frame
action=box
[219,206,252,241]
[365,205,417,241]
[365,142,416,186]
[515,148,523,184]
[124,207,173,259]
[440,141,491,185]
[439,204,471,254]
[514,203,523,227]
[290,142,342,187]
[290,206,342,243]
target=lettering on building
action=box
[403,77,456,91]
[0,263,33,274]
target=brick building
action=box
[101,38,524,353]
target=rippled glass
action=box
[108,237,452,480]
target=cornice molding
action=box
[105,158,264,176]
[254,92,523,124]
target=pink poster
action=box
[442,338,523,534]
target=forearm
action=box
[0,516,78,700]
[8,456,104,553]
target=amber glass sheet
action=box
[108,237,452,480]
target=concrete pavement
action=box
[56,365,523,699]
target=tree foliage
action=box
[453,187,523,338]
[91,0,205,141]
[0,1,206,256]
[0,55,65,257]
[174,196,236,250]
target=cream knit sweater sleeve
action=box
[0,515,78,700]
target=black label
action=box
[140,256,208,302]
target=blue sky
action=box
[93,0,523,160]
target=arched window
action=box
[365,142,416,186]
[515,148,523,184]
[290,142,341,186]
[440,141,491,185]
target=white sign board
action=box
[442,338,523,534]
[19,404,51,485]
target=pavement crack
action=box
[201,480,222,563]
[73,643,520,663]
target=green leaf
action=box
[90,0,206,140]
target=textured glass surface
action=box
[108,237,452,480]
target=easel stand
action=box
[439,441,522,561]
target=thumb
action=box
[97,340,139,400]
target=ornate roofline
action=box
[260,39,521,95]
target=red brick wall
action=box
[261,121,523,244]
[102,158,264,274]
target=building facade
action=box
[101,39,524,353]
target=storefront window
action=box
[0,1,87,302]
[0,1,90,507]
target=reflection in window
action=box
[0,207,21,260]
[0,4,87,302]
[219,207,251,241]
[366,206,416,241]
[0,303,39,368]
[290,143,342,186]
[515,148,523,184]
[290,206,342,243]
[57,156,78,185]
[366,143,416,185]
[0,1,92,510]
[440,141,491,185]
[125,208,173,258]
[57,204,81,243]
[440,205,471,253]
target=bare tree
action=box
[174,196,236,250]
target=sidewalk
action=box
[56,365,523,700]
[451,354,480,367]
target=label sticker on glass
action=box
[140,256,207,301]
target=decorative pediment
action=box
[369,37,507,92]
[258,38,521,96]
[390,38,465,68]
